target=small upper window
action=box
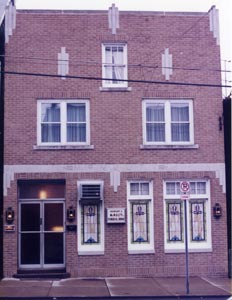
[143,99,194,145]
[37,100,90,146]
[102,43,128,88]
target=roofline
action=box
[16,9,208,17]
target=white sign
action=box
[107,208,125,223]
[180,181,190,200]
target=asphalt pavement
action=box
[0,276,231,299]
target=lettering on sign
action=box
[107,208,125,223]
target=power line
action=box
[2,55,231,74]
[3,70,231,88]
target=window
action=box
[37,100,90,145]
[142,99,194,145]
[164,180,212,252]
[77,181,104,255]
[102,43,128,88]
[127,181,154,254]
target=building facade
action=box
[3,5,228,278]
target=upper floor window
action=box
[102,43,128,88]
[37,100,90,146]
[142,99,194,145]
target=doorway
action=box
[18,181,65,270]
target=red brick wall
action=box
[3,10,227,278]
[4,10,223,165]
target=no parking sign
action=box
[180,181,190,200]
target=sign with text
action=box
[180,181,190,200]
[107,208,126,223]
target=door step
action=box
[13,269,70,279]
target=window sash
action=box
[131,202,149,243]
[82,204,100,244]
[38,100,89,145]
[167,202,183,242]
[143,100,193,145]
[102,44,127,87]
[190,201,206,242]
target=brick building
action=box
[2,4,228,278]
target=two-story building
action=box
[3,4,228,278]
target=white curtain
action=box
[146,104,165,142]
[171,104,189,141]
[67,104,86,142]
[105,46,124,83]
[41,103,60,142]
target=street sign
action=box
[180,181,190,200]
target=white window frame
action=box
[127,181,154,254]
[77,180,104,255]
[37,99,90,146]
[163,180,212,253]
[102,43,128,88]
[142,99,194,145]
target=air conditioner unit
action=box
[78,182,103,203]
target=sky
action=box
[16,0,232,96]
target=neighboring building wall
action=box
[3,8,227,278]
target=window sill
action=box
[33,145,94,150]
[99,87,132,92]
[78,250,104,256]
[128,249,155,254]
[140,144,199,150]
[165,247,212,253]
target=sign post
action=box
[180,181,190,295]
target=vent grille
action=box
[80,184,103,202]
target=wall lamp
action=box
[213,203,222,218]
[67,206,76,222]
[6,207,14,224]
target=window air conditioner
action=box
[78,182,103,203]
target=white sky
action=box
[16,0,232,94]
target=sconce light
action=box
[213,203,222,218]
[6,207,14,224]
[67,206,75,222]
[218,116,223,131]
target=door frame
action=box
[18,200,65,270]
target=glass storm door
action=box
[19,202,65,269]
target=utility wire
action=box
[2,54,231,74]
[3,70,231,88]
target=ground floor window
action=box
[77,181,104,255]
[164,180,212,252]
[127,181,154,254]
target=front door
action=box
[19,201,65,269]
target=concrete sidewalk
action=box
[0,276,231,299]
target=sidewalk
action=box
[0,276,231,299]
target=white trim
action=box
[142,99,194,146]
[37,99,90,146]
[163,180,212,253]
[3,163,226,196]
[77,180,105,255]
[102,43,128,88]
[127,181,154,254]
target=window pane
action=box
[191,202,206,241]
[171,123,190,141]
[42,124,60,142]
[141,183,149,195]
[168,203,182,241]
[67,124,86,142]
[146,104,164,122]
[67,104,86,122]
[41,103,60,122]
[197,182,206,194]
[132,203,149,243]
[147,124,165,142]
[166,183,176,195]
[130,183,139,195]
[82,205,99,244]
[171,104,189,122]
